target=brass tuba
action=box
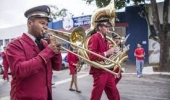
[80,0,129,74]
[89,0,116,31]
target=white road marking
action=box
[0,74,89,100]
[0,97,10,100]
[0,90,168,100]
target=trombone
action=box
[44,27,119,76]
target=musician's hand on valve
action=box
[48,35,61,54]
[105,48,115,56]
[114,47,120,53]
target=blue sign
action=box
[73,15,91,27]
[50,15,92,30]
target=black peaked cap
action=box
[24,5,51,22]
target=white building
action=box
[0,24,27,51]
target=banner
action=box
[62,15,91,30]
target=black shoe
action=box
[76,90,81,93]
[69,88,75,91]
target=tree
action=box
[150,0,170,72]
[49,5,74,20]
[82,0,170,72]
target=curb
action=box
[122,72,170,75]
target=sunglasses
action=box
[101,24,111,28]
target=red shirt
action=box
[134,48,145,60]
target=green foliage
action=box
[49,5,68,19]
[83,0,95,4]
[83,0,145,9]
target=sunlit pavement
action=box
[0,65,170,100]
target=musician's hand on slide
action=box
[114,73,119,78]
[73,63,78,67]
[48,36,61,54]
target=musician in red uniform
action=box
[108,35,122,84]
[88,17,120,100]
[6,5,62,100]
[113,36,122,84]
[1,46,9,81]
[67,46,81,93]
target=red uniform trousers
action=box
[114,67,122,84]
[90,71,120,100]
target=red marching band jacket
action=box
[6,33,62,100]
[88,33,121,84]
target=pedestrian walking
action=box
[67,46,81,93]
[1,46,9,81]
[134,43,145,78]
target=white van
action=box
[61,52,68,69]
[0,53,4,74]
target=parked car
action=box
[61,52,68,70]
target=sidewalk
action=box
[80,63,137,73]
[122,62,170,75]
[81,62,170,75]
[121,63,136,73]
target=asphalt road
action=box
[0,68,170,100]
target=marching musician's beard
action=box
[37,30,45,39]
[35,35,43,40]
[37,34,43,39]
[104,35,106,39]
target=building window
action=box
[61,43,69,51]
[11,38,15,41]
[5,39,9,45]
[0,40,3,52]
